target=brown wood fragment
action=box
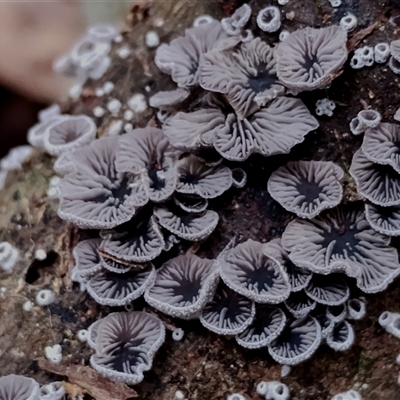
[38,359,138,400]
[347,21,381,52]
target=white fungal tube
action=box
[172,328,184,341]
[227,394,246,400]
[379,311,400,339]
[257,7,281,32]
[0,242,19,273]
[374,42,390,63]
[77,329,89,342]
[36,289,56,306]
[340,13,357,31]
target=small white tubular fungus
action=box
[35,249,47,261]
[340,13,357,31]
[331,390,362,400]
[379,311,400,339]
[103,81,115,94]
[256,381,269,396]
[95,88,105,97]
[124,109,134,121]
[357,109,381,128]
[389,56,400,74]
[89,56,111,80]
[329,0,342,7]
[266,382,290,400]
[36,289,56,306]
[69,84,82,99]
[281,365,291,378]
[107,119,123,136]
[347,299,367,320]
[278,0,290,4]
[193,15,214,27]
[227,394,246,400]
[374,42,390,63]
[87,24,118,42]
[23,300,33,312]
[175,390,185,400]
[257,6,281,32]
[240,29,254,43]
[349,117,365,135]
[279,30,290,41]
[350,53,365,69]
[117,45,131,59]
[172,328,184,341]
[128,93,147,113]
[114,34,123,43]
[40,381,65,400]
[358,46,374,67]
[107,99,122,114]
[0,242,19,273]
[93,106,105,118]
[1,146,33,171]
[315,98,336,117]
[77,329,89,342]
[45,344,62,364]
[146,31,160,48]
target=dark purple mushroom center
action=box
[94,175,132,205]
[169,278,201,303]
[247,66,279,93]
[301,52,320,73]
[331,322,347,342]
[273,323,304,351]
[295,181,321,203]
[210,288,250,323]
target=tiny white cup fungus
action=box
[69,84,82,99]
[256,381,269,396]
[172,328,184,341]
[117,45,131,59]
[340,13,357,31]
[23,300,33,312]
[45,344,62,364]
[0,242,19,273]
[35,249,47,261]
[315,98,336,117]
[193,15,214,27]
[128,93,147,113]
[124,109,134,121]
[257,6,281,33]
[103,81,115,94]
[374,42,390,63]
[77,329,89,342]
[36,289,56,306]
[329,0,342,7]
[108,119,123,136]
[227,394,245,400]
[279,30,290,41]
[146,31,160,48]
[175,390,185,400]
[107,99,122,114]
[93,106,105,118]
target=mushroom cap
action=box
[154,205,219,241]
[53,152,75,175]
[263,239,313,292]
[173,193,209,213]
[99,214,165,263]
[276,26,348,94]
[116,128,178,203]
[346,298,367,321]
[221,4,252,35]
[86,264,156,306]
[285,291,316,318]
[176,154,233,199]
[200,38,285,119]
[72,238,103,278]
[154,21,230,87]
[220,239,291,304]
[43,115,97,156]
[149,88,190,110]
[282,204,400,293]
[90,311,165,385]
[326,320,355,351]
[327,304,347,324]
[304,274,349,306]
[361,122,400,174]
[38,104,61,123]
[267,160,344,219]
[57,137,146,229]
[27,116,64,149]
[144,254,220,319]
[268,316,322,365]
[200,282,256,335]
[231,168,247,188]
[349,148,400,206]
[0,375,40,400]
[390,39,400,62]
[236,306,287,349]
[365,203,400,236]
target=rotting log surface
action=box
[1,0,400,399]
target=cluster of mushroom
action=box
[153,14,352,161]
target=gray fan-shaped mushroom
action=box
[268,316,322,365]
[267,161,344,219]
[154,21,230,87]
[144,254,219,319]
[326,320,355,351]
[176,154,233,198]
[149,88,190,110]
[221,4,252,36]
[58,137,147,229]
[116,128,178,203]
[99,214,165,264]
[43,115,97,156]
[350,148,400,206]
[72,238,103,278]
[0,375,40,400]
[361,122,400,174]
[154,204,219,241]
[365,203,400,236]
[173,193,209,213]
[264,239,313,292]
[28,115,64,150]
[200,282,255,335]
[305,274,349,306]
[220,239,291,304]
[236,306,286,349]
[200,38,285,119]
[276,26,348,95]
[90,311,165,385]
[214,97,319,161]
[285,291,316,318]
[282,204,400,293]
[86,264,156,306]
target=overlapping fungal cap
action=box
[350,148,400,206]
[361,123,400,174]
[220,239,291,304]
[0,374,40,400]
[100,254,133,274]
[285,291,316,318]
[268,316,322,365]
[176,155,232,198]
[276,26,348,95]
[28,115,64,149]
[173,193,209,213]
[304,274,349,306]
[154,21,230,87]
[231,168,247,188]
[43,115,97,156]
[200,282,255,335]
[347,298,367,320]
[235,306,286,349]
[365,203,400,236]
[72,238,103,278]
[257,6,281,33]
[326,320,355,351]
[116,128,178,203]
[268,161,344,219]
[57,137,146,229]
[154,204,219,241]
[327,304,347,323]
[86,264,156,306]
[90,312,165,385]
[99,213,165,264]
[144,254,219,318]
[221,4,252,36]
[149,88,190,110]
[282,204,400,293]
[200,38,285,119]
[264,239,313,292]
